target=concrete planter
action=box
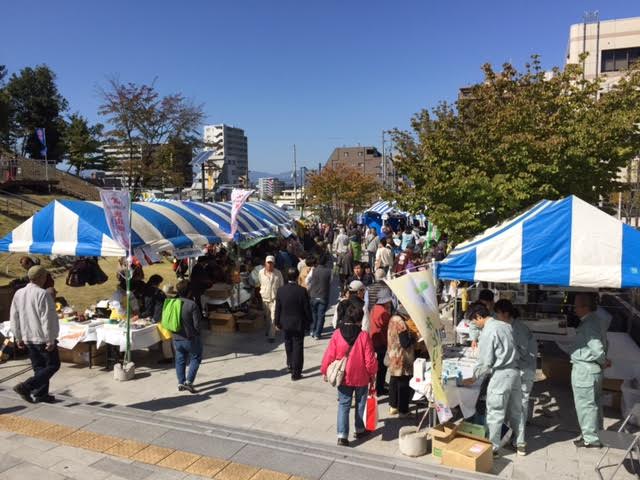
[113,361,136,381]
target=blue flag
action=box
[35,128,47,157]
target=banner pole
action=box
[124,190,133,364]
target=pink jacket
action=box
[321,329,378,387]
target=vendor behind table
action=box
[468,289,495,349]
[461,301,524,455]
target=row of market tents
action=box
[0,199,293,258]
[1,194,639,289]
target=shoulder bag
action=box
[327,342,354,387]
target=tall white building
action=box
[204,124,248,187]
[566,15,640,91]
[257,177,284,200]
[567,15,640,225]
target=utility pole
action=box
[293,144,297,210]
[201,162,206,202]
[381,131,386,190]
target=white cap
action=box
[349,280,365,292]
[265,255,276,264]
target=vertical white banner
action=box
[230,188,254,239]
[100,189,131,252]
[387,269,447,408]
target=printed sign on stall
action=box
[387,269,447,407]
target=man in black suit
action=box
[275,267,312,381]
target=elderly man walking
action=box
[10,265,60,403]
[258,255,284,343]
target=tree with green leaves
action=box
[392,56,640,243]
[62,113,110,175]
[306,165,381,223]
[3,65,68,160]
[0,65,10,153]
[98,77,204,192]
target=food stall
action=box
[0,198,294,366]
[437,195,640,416]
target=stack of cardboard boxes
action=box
[430,422,493,473]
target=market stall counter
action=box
[410,346,485,420]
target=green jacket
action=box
[512,319,537,373]
[570,312,606,373]
[474,317,518,379]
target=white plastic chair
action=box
[595,403,640,480]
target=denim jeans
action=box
[24,344,60,399]
[310,298,327,338]
[173,337,202,385]
[337,385,368,439]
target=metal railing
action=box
[0,157,56,183]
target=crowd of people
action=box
[10,219,612,458]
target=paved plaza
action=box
[0,323,637,480]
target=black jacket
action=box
[275,282,312,332]
[173,297,202,340]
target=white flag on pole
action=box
[100,189,131,252]
[230,189,255,239]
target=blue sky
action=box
[1,1,637,174]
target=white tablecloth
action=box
[95,324,161,352]
[410,347,484,419]
[1,319,105,350]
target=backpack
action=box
[161,298,183,333]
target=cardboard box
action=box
[442,436,493,473]
[602,390,622,411]
[541,353,572,384]
[429,422,457,458]
[58,343,105,366]
[236,317,262,333]
[603,378,624,392]
[458,422,487,439]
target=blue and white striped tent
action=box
[0,199,291,257]
[367,200,403,216]
[437,195,640,288]
[0,200,222,257]
[152,199,293,243]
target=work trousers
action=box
[486,368,523,450]
[284,330,304,377]
[24,344,60,399]
[517,368,535,447]
[571,363,603,445]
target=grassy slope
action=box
[0,192,176,311]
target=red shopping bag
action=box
[364,391,378,431]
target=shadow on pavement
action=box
[0,405,27,415]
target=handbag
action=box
[364,388,378,431]
[327,344,353,387]
[399,330,415,349]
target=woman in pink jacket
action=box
[321,303,378,446]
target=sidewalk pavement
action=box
[0,302,637,478]
[0,389,489,480]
